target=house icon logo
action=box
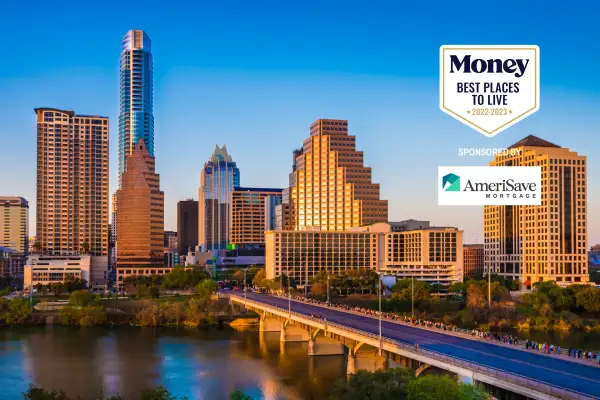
[442,173,460,192]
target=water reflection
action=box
[0,326,346,400]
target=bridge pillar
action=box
[259,315,281,332]
[308,338,345,356]
[280,321,310,342]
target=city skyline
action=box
[1,1,599,245]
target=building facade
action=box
[389,220,430,232]
[463,244,484,278]
[484,135,588,288]
[177,200,198,255]
[1,197,29,255]
[24,254,90,289]
[230,187,283,248]
[290,119,388,231]
[116,139,165,284]
[198,145,240,251]
[163,231,177,248]
[0,247,24,278]
[265,223,463,287]
[34,108,109,266]
[118,29,154,185]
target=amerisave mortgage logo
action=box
[440,45,540,137]
[438,166,541,206]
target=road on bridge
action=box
[244,292,600,399]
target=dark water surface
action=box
[0,326,345,400]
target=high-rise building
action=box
[118,29,154,186]
[116,139,165,285]
[484,135,588,288]
[265,223,463,286]
[163,231,177,249]
[1,197,29,255]
[198,145,240,251]
[35,108,109,257]
[463,244,484,278]
[290,119,388,231]
[177,200,198,255]
[229,187,283,248]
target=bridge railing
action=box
[234,295,596,400]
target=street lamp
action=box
[287,266,291,317]
[488,264,492,307]
[244,266,248,307]
[376,270,383,356]
[326,272,330,306]
[411,275,415,320]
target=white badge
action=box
[440,45,539,137]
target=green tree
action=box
[448,282,467,297]
[23,385,70,400]
[575,287,600,313]
[252,269,267,287]
[232,270,245,285]
[229,391,253,400]
[68,290,97,307]
[195,279,217,298]
[391,279,430,300]
[140,385,188,400]
[310,281,328,297]
[329,367,414,400]
[406,375,459,400]
[3,298,32,324]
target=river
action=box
[0,326,346,400]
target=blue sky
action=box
[1,0,598,244]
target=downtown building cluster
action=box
[1,29,592,292]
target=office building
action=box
[230,187,283,248]
[464,244,484,278]
[177,199,198,255]
[34,108,109,288]
[290,119,388,231]
[118,29,154,185]
[164,230,177,248]
[264,193,282,231]
[265,223,462,287]
[1,197,29,254]
[590,245,600,270]
[0,247,24,278]
[116,139,165,284]
[274,188,292,230]
[198,145,240,251]
[24,254,90,290]
[484,135,588,287]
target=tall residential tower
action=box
[118,29,154,185]
[484,135,588,288]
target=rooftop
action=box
[234,187,283,193]
[508,135,561,149]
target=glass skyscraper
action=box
[118,29,154,185]
[198,145,240,251]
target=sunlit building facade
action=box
[198,145,240,251]
[116,139,165,285]
[229,187,282,248]
[35,108,109,259]
[484,135,588,288]
[290,119,388,231]
[463,244,484,278]
[265,223,463,287]
[1,197,29,255]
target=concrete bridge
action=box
[230,293,600,400]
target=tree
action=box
[575,287,600,313]
[391,279,430,301]
[232,270,245,285]
[448,282,467,297]
[229,391,253,400]
[68,290,97,307]
[195,279,217,299]
[329,367,414,400]
[252,269,267,287]
[140,385,188,400]
[310,281,327,297]
[23,385,70,400]
[2,298,32,324]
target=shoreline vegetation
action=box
[23,367,490,400]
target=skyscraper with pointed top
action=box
[198,145,240,251]
[116,139,164,286]
[118,29,154,186]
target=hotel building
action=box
[484,135,588,287]
[1,197,29,255]
[265,223,463,287]
[116,139,165,284]
[290,119,388,231]
[198,145,240,251]
[34,108,109,288]
[463,244,484,278]
[230,187,283,248]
